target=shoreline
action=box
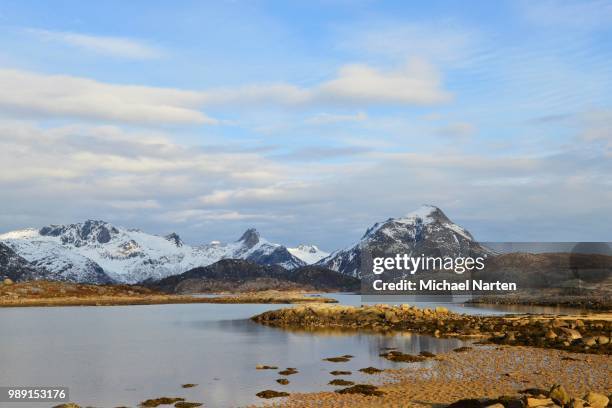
[252,304,612,354]
[0,294,338,308]
[0,281,337,307]
[253,345,611,408]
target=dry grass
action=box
[0,281,337,307]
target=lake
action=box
[0,294,583,407]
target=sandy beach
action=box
[255,345,611,407]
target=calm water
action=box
[0,294,585,407]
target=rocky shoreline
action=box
[252,304,612,354]
[253,346,610,408]
[468,289,612,311]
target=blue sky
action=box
[0,0,610,249]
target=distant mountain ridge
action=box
[0,221,310,284]
[1,205,494,284]
[149,259,360,294]
[316,205,493,277]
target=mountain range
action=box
[1,205,489,284]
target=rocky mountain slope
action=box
[0,221,305,284]
[316,205,493,277]
[0,242,44,282]
[150,259,360,294]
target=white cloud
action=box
[0,60,449,126]
[27,28,164,59]
[305,111,367,125]
[318,59,451,105]
[0,120,610,246]
[199,183,312,206]
[158,209,290,223]
[0,69,217,125]
[200,59,451,107]
[436,122,477,138]
[108,200,161,210]
[580,110,612,141]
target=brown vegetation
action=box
[0,281,337,307]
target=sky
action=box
[0,0,611,250]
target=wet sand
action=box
[256,345,611,407]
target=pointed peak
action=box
[398,205,449,224]
[164,232,183,247]
[238,228,260,248]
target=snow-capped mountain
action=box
[316,205,493,277]
[209,228,306,270]
[288,244,329,264]
[0,221,305,284]
[0,206,491,283]
[0,242,46,282]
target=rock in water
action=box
[256,390,289,399]
[175,403,203,408]
[335,384,384,397]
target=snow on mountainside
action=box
[0,241,48,282]
[0,230,114,284]
[0,221,305,284]
[206,228,305,270]
[316,205,493,277]
[288,244,329,264]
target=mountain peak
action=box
[164,232,183,247]
[320,204,487,277]
[288,244,329,265]
[39,219,120,246]
[399,204,449,224]
[238,228,260,248]
[295,244,320,253]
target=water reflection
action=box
[0,293,586,408]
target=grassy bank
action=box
[0,281,337,307]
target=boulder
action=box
[384,310,400,323]
[545,330,557,340]
[583,392,609,408]
[581,337,596,347]
[549,385,570,407]
[595,335,609,345]
[2,278,13,285]
[568,398,585,408]
[558,328,582,341]
[525,397,554,407]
